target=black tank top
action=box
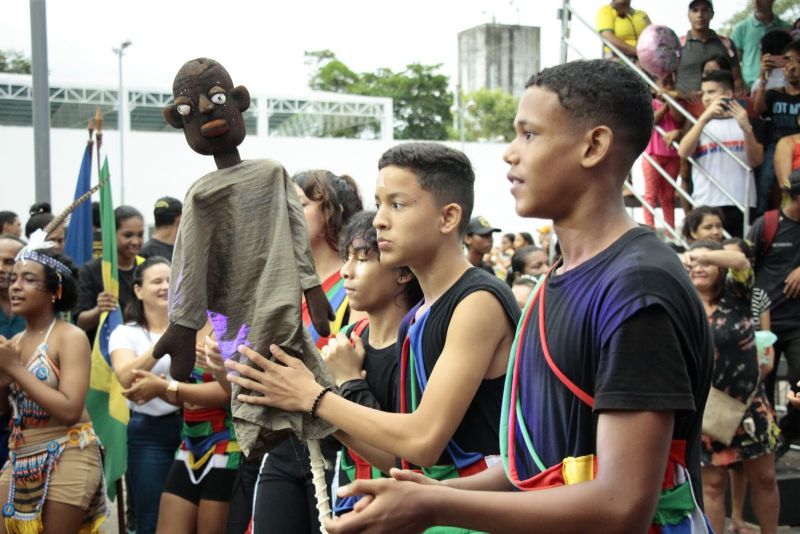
[398,267,520,465]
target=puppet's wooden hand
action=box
[153,323,197,382]
[304,285,335,337]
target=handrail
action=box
[622,182,689,247]
[562,3,752,233]
[642,133,696,208]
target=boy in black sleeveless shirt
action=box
[311,61,714,534]
[226,143,519,508]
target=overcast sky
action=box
[3,0,747,94]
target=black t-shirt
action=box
[339,323,398,413]
[73,258,136,341]
[514,227,712,503]
[398,267,520,466]
[764,89,800,145]
[139,238,174,261]
[748,210,800,332]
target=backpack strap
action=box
[761,209,781,257]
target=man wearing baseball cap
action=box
[676,0,744,95]
[140,196,182,261]
[464,215,501,275]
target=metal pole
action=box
[114,40,131,206]
[118,48,124,205]
[559,0,570,64]
[30,0,51,204]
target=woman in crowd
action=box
[702,54,734,78]
[492,233,517,279]
[0,249,105,533]
[682,205,725,244]
[685,241,780,534]
[221,170,363,534]
[73,206,145,341]
[109,256,181,534]
[121,321,238,534]
[512,231,534,249]
[504,245,549,287]
[25,203,65,254]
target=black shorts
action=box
[163,460,237,505]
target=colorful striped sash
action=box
[303,271,349,349]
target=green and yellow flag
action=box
[85,137,129,500]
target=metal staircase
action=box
[557,1,753,247]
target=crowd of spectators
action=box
[593,3,800,530]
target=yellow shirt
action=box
[595,4,650,55]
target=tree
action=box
[0,49,32,74]
[305,50,453,140]
[461,88,518,142]
[721,0,800,35]
[305,50,359,93]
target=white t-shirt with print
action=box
[691,117,757,209]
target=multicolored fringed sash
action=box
[398,304,489,480]
[332,319,381,514]
[302,271,349,349]
[2,424,104,534]
[500,271,711,533]
[177,368,241,484]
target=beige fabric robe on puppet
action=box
[168,158,335,457]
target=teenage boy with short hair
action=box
[316,59,714,534]
[226,144,519,492]
[679,69,762,237]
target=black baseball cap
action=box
[153,196,182,217]
[466,216,501,236]
[689,0,713,11]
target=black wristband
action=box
[310,386,332,417]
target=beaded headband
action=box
[15,229,73,278]
[17,250,72,278]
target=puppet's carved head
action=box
[164,58,250,156]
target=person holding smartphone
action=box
[679,70,762,237]
[753,39,800,215]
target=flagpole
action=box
[94,107,104,176]
[93,107,126,534]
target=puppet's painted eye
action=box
[211,93,226,105]
[176,104,191,116]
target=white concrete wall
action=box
[1,127,555,243]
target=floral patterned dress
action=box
[701,270,782,466]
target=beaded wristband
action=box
[309,386,332,418]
